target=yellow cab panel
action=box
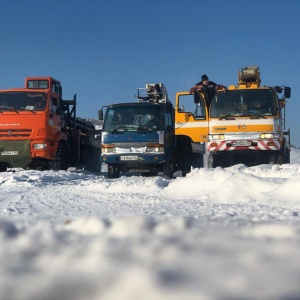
[175,92,208,143]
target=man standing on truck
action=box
[190,74,227,107]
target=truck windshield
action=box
[210,89,277,118]
[0,92,47,111]
[103,105,162,132]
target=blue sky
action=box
[1,0,300,145]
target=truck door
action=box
[163,104,175,156]
[175,92,209,143]
[48,96,62,139]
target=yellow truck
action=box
[174,66,291,173]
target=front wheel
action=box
[50,142,69,170]
[269,150,285,165]
[0,163,7,172]
[107,164,120,179]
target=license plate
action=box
[232,141,251,147]
[120,155,139,161]
[1,151,18,156]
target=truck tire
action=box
[182,145,192,176]
[163,156,174,179]
[28,158,49,171]
[50,142,69,170]
[143,172,158,177]
[269,150,285,165]
[285,147,290,164]
[0,163,7,172]
[107,164,120,179]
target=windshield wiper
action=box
[244,113,267,119]
[138,127,153,133]
[7,108,20,113]
[249,115,267,119]
[218,115,236,120]
[111,126,127,134]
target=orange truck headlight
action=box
[33,143,47,149]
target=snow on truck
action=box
[175,66,291,173]
[0,77,101,172]
[99,83,175,179]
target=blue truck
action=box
[99,83,175,178]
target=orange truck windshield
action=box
[0,92,47,111]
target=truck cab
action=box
[99,83,175,178]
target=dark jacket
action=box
[190,81,227,107]
[190,81,226,94]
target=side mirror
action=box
[194,91,200,104]
[98,109,103,120]
[284,87,291,99]
[275,86,283,93]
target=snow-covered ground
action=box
[1,149,300,300]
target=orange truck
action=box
[0,77,101,172]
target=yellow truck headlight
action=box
[260,133,279,139]
[209,134,225,140]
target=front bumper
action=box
[207,139,281,152]
[101,153,165,164]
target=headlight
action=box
[260,133,279,139]
[146,143,164,153]
[209,134,225,140]
[33,143,47,149]
[101,144,115,153]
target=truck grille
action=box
[0,129,32,137]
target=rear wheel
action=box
[107,164,120,179]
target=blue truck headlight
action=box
[146,143,164,153]
[101,144,115,153]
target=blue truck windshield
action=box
[103,105,162,132]
[210,89,277,118]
